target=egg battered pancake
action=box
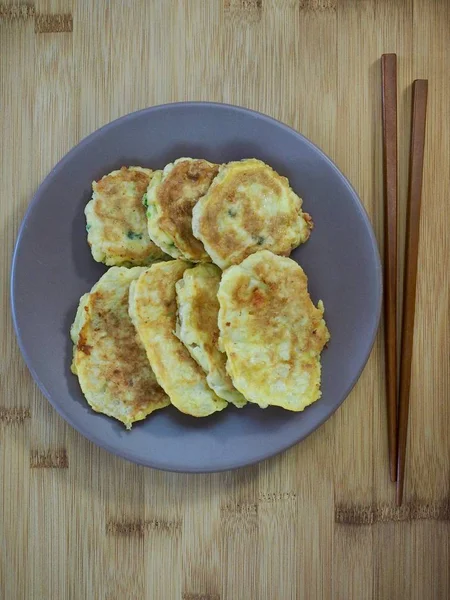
[175,264,247,407]
[145,158,219,261]
[192,158,313,269]
[129,261,228,417]
[85,166,169,266]
[217,250,329,411]
[70,267,170,429]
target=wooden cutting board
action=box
[1,1,449,598]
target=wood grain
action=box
[1,1,449,599]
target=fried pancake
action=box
[129,261,227,417]
[175,263,247,407]
[145,158,219,261]
[192,158,313,269]
[85,166,169,266]
[217,250,329,411]
[70,267,170,429]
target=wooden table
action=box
[1,1,449,598]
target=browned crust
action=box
[156,159,219,261]
[74,281,168,420]
[197,161,312,266]
[91,167,165,263]
[229,257,327,363]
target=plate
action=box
[11,102,382,472]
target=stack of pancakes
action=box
[71,158,329,428]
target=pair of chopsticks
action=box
[381,54,428,506]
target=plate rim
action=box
[10,101,382,473]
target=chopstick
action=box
[396,79,428,506]
[381,53,398,483]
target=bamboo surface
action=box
[1,1,449,599]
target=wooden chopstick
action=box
[396,79,428,506]
[381,53,398,483]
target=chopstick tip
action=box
[382,53,397,63]
[390,466,397,483]
[413,79,428,91]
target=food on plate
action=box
[129,260,228,417]
[217,250,329,411]
[145,158,219,261]
[73,156,327,427]
[70,267,170,428]
[192,158,313,269]
[85,166,168,266]
[175,263,247,407]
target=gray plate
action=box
[11,102,382,473]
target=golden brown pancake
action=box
[217,250,329,411]
[192,158,313,269]
[85,166,168,266]
[175,263,247,407]
[70,267,170,428]
[145,158,219,261]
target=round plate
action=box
[11,102,381,472]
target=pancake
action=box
[145,158,219,261]
[175,263,247,407]
[70,267,170,429]
[85,166,169,266]
[217,250,329,411]
[192,158,313,269]
[129,261,227,417]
